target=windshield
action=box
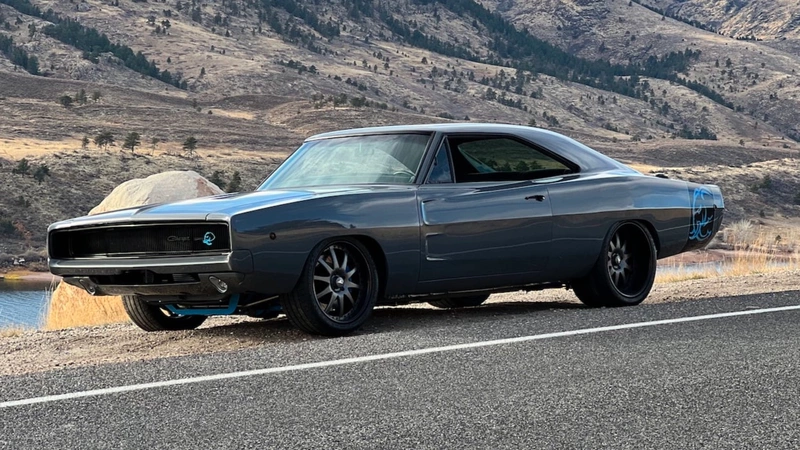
[259,133,431,189]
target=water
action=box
[0,279,52,329]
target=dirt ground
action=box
[1,270,797,377]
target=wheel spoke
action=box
[318,257,334,274]
[345,280,360,289]
[324,293,337,312]
[346,267,357,278]
[330,247,340,270]
[313,275,329,283]
[342,253,349,272]
[316,285,332,300]
[344,289,354,305]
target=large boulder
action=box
[90,170,223,215]
[47,171,223,330]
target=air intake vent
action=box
[49,223,230,258]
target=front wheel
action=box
[572,222,657,307]
[122,295,207,331]
[280,238,379,336]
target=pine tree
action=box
[33,165,50,184]
[183,136,198,155]
[76,89,87,105]
[122,132,141,153]
[227,171,242,193]
[58,95,73,108]
[94,131,115,150]
[11,158,30,176]
[208,171,226,190]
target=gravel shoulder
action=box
[1,270,798,377]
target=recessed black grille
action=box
[49,223,230,258]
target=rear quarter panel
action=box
[545,172,693,280]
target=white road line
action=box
[2,304,799,409]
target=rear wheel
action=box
[428,294,490,309]
[572,222,656,307]
[280,238,379,336]
[122,295,207,331]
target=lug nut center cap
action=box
[333,276,345,290]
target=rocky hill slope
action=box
[0,0,799,263]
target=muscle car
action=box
[48,124,724,335]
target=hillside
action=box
[638,1,800,47]
[0,0,799,264]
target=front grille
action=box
[49,223,231,258]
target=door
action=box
[416,135,574,289]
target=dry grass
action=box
[657,224,800,283]
[625,163,664,174]
[0,138,78,159]
[45,283,128,330]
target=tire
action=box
[571,222,657,307]
[280,238,379,336]
[122,295,207,331]
[428,294,490,309]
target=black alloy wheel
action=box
[281,238,379,336]
[572,222,657,307]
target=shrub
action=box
[12,158,30,176]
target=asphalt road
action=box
[1,292,799,449]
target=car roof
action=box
[307,123,561,141]
[306,122,634,173]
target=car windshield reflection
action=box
[260,133,431,189]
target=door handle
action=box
[525,194,546,202]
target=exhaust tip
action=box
[208,276,228,294]
[78,278,97,295]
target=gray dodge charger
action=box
[48,124,724,335]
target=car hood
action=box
[49,186,412,230]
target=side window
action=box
[449,137,572,183]
[427,140,454,184]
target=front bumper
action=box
[49,250,253,276]
[61,272,245,297]
[50,250,253,297]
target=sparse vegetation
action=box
[94,131,115,150]
[0,0,185,87]
[122,132,141,153]
[33,165,50,184]
[208,171,226,190]
[182,136,198,156]
[58,95,73,108]
[0,34,39,75]
[11,158,30,176]
[227,171,242,193]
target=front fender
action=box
[231,189,421,296]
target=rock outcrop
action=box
[89,170,223,215]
